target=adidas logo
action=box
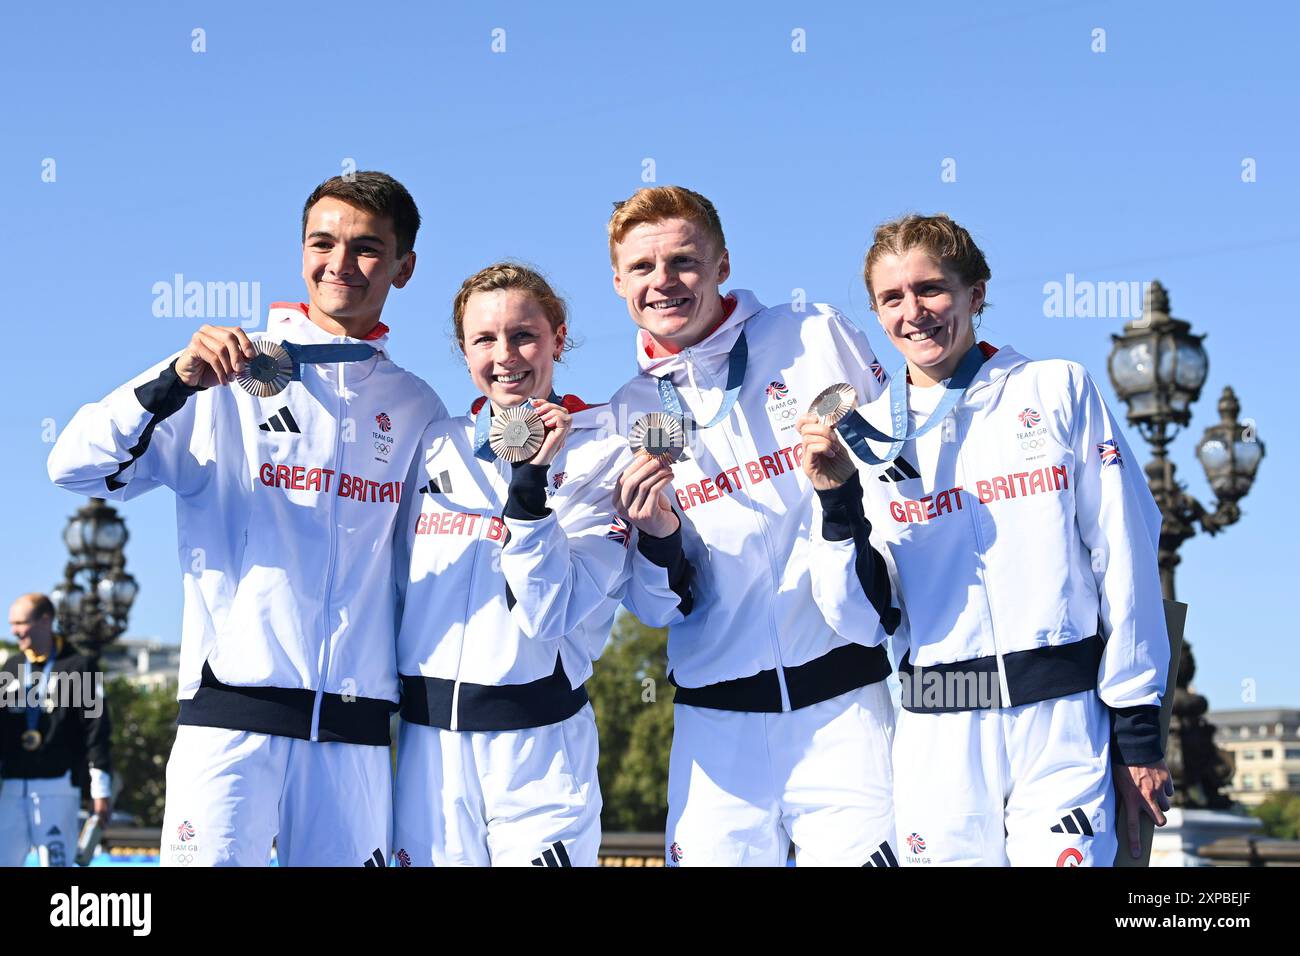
[530,841,572,867]
[1050,807,1094,837]
[362,848,386,867]
[878,457,920,483]
[861,841,899,867]
[418,470,454,495]
[259,406,300,434]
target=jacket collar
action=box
[265,301,391,354]
[635,289,764,381]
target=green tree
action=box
[1248,792,1300,839]
[588,612,674,832]
[106,677,178,827]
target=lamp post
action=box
[50,498,138,657]
[1107,281,1265,809]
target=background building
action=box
[1207,708,1300,807]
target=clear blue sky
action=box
[4,1,1297,709]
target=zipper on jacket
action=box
[309,362,347,742]
[953,411,1012,708]
[447,456,501,731]
[679,346,791,711]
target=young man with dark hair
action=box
[48,171,447,866]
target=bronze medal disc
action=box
[628,412,686,463]
[489,405,546,463]
[236,340,295,398]
[808,383,858,425]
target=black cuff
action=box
[635,524,695,618]
[636,523,685,568]
[504,463,551,520]
[1110,704,1164,765]
[815,471,867,542]
[135,359,204,416]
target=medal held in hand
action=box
[235,340,295,397]
[489,404,546,463]
[628,412,686,463]
[808,383,858,425]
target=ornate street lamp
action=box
[52,498,137,657]
[1108,281,1265,809]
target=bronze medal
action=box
[488,405,546,463]
[808,383,858,425]
[236,340,295,397]
[628,412,686,463]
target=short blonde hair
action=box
[451,262,572,355]
[864,213,991,315]
[607,186,727,266]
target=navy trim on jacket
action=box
[670,641,891,713]
[399,653,588,732]
[178,661,395,746]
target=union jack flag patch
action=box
[606,517,631,547]
[869,361,886,385]
[1097,439,1123,467]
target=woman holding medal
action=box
[392,262,691,867]
[798,214,1173,866]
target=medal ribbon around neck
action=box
[473,391,563,462]
[835,344,986,466]
[22,655,55,736]
[236,340,379,397]
[655,330,748,432]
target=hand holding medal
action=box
[798,382,859,490]
[518,398,572,467]
[176,325,259,389]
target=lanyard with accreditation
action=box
[834,345,986,466]
[655,331,748,431]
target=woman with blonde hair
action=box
[799,215,1173,866]
[392,262,692,866]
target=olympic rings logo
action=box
[374,442,391,455]
[770,408,799,420]
[171,852,194,864]
[1021,438,1047,450]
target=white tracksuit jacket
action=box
[47,303,446,746]
[604,289,893,710]
[395,398,688,730]
[810,343,1169,763]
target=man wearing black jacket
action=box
[1,593,112,866]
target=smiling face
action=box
[301,197,415,338]
[9,598,53,657]
[460,289,566,409]
[869,247,986,387]
[611,217,730,351]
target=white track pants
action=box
[393,703,602,867]
[0,773,80,867]
[666,682,897,867]
[160,725,392,867]
[892,689,1118,867]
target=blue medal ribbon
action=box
[473,391,563,462]
[281,342,378,380]
[836,345,986,466]
[22,656,55,733]
[655,331,748,431]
